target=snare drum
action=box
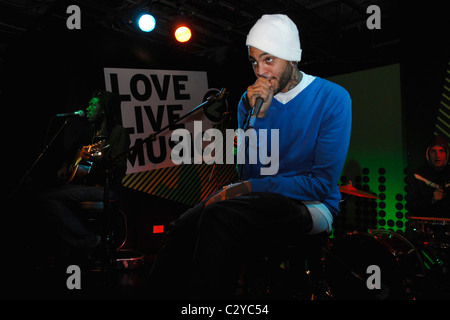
[408,216,450,250]
[325,230,425,299]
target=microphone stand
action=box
[102,164,115,288]
[9,118,70,199]
[100,88,228,284]
[128,88,227,156]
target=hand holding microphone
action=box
[247,75,274,127]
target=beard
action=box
[274,62,294,95]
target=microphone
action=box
[248,97,264,128]
[56,110,85,117]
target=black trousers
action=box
[148,192,313,299]
[38,184,115,256]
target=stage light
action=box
[174,25,192,43]
[138,13,156,32]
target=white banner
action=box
[104,67,213,174]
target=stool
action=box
[78,200,126,250]
[237,232,332,300]
[78,200,144,270]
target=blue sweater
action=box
[237,77,352,217]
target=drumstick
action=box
[414,174,442,190]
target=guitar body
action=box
[63,140,105,184]
[66,163,93,184]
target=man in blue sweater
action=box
[148,14,351,299]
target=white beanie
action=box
[246,14,302,62]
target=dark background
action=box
[0,0,449,254]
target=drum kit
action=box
[322,182,450,300]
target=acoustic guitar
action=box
[63,140,107,184]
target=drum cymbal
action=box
[339,182,379,199]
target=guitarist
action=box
[38,90,130,262]
[406,134,450,218]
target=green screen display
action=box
[327,64,407,237]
